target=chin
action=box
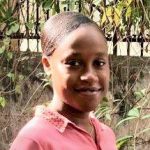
[78,104,98,113]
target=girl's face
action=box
[43,25,109,112]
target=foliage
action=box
[117,135,133,149]
[0,0,150,150]
[95,97,112,121]
[115,88,150,149]
[95,87,150,149]
[0,96,6,107]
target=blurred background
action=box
[0,0,150,150]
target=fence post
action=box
[36,3,39,52]
[78,0,81,12]
[26,0,30,51]
[113,31,117,56]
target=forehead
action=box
[60,25,106,47]
[52,25,108,59]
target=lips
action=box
[74,87,102,96]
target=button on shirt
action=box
[10,107,117,150]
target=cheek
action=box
[51,66,73,90]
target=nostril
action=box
[80,73,98,82]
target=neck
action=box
[50,98,96,140]
[50,98,91,126]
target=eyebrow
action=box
[65,51,108,57]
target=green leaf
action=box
[117,135,133,149]
[42,0,53,11]
[3,38,10,46]
[134,91,144,100]
[131,7,142,23]
[11,23,19,33]
[26,22,34,30]
[7,72,15,82]
[106,6,113,22]
[114,7,121,26]
[0,46,5,54]
[126,6,132,18]
[101,11,107,25]
[116,116,137,128]
[0,97,6,107]
[116,107,140,128]
[94,97,111,119]
[137,128,150,136]
[15,84,21,94]
[117,1,125,10]
[35,0,42,5]
[7,52,13,60]
[0,2,6,16]
[142,114,150,120]
[105,113,111,120]
[6,29,12,36]
[126,0,133,5]
[127,107,140,117]
[6,23,19,35]
[19,75,24,81]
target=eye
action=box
[94,59,106,68]
[65,59,82,68]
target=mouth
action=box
[74,87,102,96]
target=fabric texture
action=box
[10,107,117,150]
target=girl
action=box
[10,11,117,150]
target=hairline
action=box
[43,23,107,56]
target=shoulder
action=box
[18,116,54,139]
[91,117,117,150]
[91,117,116,139]
[10,116,54,150]
[98,120,115,133]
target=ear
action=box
[42,55,51,76]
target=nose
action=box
[80,67,98,83]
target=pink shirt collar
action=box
[34,105,104,133]
[35,105,70,132]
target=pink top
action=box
[10,107,117,150]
